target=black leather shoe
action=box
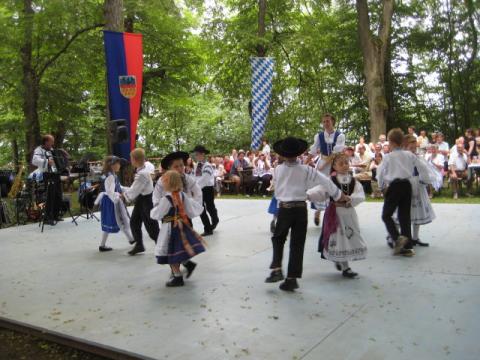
[166,276,184,287]
[279,278,299,292]
[99,246,113,252]
[335,263,342,272]
[342,268,358,278]
[128,243,145,256]
[183,261,197,279]
[265,270,284,283]
[212,219,219,230]
[201,230,213,236]
[413,239,429,247]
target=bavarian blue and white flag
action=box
[250,57,274,150]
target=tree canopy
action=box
[0,0,478,167]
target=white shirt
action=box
[309,130,346,155]
[262,144,271,156]
[124,166,154,202]
[273,161,341,202]
[255,159,271,177]
[31,146,49,173]
[194,161,215,188]
[436,141,450,163]
[144,161,155,174]
[152,173,202,206]
[448,151,468,171]
[377,149,430,189]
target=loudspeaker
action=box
[110,119,129,144]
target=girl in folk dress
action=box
[151,171,206,287]
[95,156,133,252]
[394,135,436,247]
[308,153,367,278]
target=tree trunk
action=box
[356,0,394,142]
[104,0,124,154]
[21,0,41,168]
[257,0,267,57]
[384,39,395,132]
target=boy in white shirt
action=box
[123,148,160,255]
[265,137,349,292]
[377,129,429,257]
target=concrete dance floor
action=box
[0,200,479,360]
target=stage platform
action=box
[0,200,479,360]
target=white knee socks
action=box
[101,232,109,247]
[412,224,420,241]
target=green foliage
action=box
[0,0,479,168]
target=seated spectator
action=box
[426,144,446,181]
[369,152,383,198]
[408,125,418,139]
[261,139,271,157]
[213,157,226,195]
[382,143,390,155]
[355,136,372,157]
[435,132,450,172]
[185,157,194,175]
[254,153,272,195]
[378,134,388,147]
[353,144,372,181]
[230,150,251,194]
[417,130,429,156]
[372,143,382,159]
[223,155,234,175]
[448,143,471,199]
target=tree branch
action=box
[378,0,394,65]
[37,23,105,81]
[356,0,374,64]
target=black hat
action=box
[161,151,189,170]
[273,137,308,158]
[191,145,210,154]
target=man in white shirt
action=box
[192,145,219,236]
[123,148,159,255]
[31,134,63,224]
[448,143,471,199]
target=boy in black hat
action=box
[266,137,349,291]
[192,145,219,236]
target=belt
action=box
[279,201,306,209]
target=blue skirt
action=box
[267,196,278,216]
[100,196,120,233]
[156,225,205,265]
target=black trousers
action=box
[44,173,62,221]
[382,179,413,248]
[257,174,272,195]
[270,205,308,278]
[200,186,219,232]
[130,193,159,246]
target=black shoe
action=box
[279,278,299,292]
[166,275,184,287]
[201,230,213,236]
[265,270,284,283]
[129,239,136,245]
[342,268,358,278]
[99,246,113,252]
[270,219,276,234]
[183,261,197,279]
[212,219,219,230]
[386,235,394,249]
[413,239,429,247]
[334,263,342,272]
[128,243,145,256]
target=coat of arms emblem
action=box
[119,75,137,99]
